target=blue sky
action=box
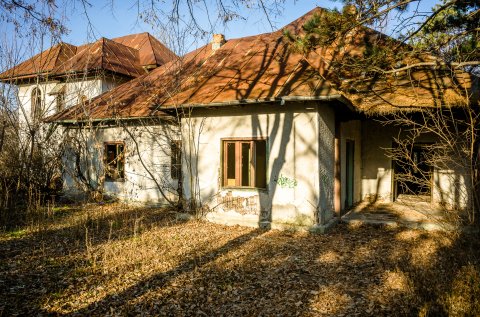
[61,0,441,50]
[0,0,442,60]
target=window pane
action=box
[171,141,181,179]
[107,145,116,163]
[255,140,267,188]
[117,144,125,178]
[31,88,42,121]
[241,143,251,186]
[105,143,124,180]
[226,143,236,186]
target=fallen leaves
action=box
[0,203,479,316]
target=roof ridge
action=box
[103,36,141,54]
[52,42,71,69]
[112,31,149,39]
[106,37,142,70]
[145,33,160,65]
[101,37,106,70]
[49,43,62,73]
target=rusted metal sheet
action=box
[112,33,177,66]
[46,7,476,122]
[47,28,340,121]
[0,32,177,82]
[0,43,77,80]
[51,38,145,78]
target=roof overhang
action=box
[49,93,358,125]
[154,94,356,112]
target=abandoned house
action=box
[1,8,478,230]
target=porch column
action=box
[334,119,341,216]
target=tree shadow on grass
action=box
[0,204,188,315]
[1,203,479,316]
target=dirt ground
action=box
[0,204,479,316]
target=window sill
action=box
[105,178,125,183]
[221,186,268,193]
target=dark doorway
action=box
[393,144,432,200]
[345,140,355,208]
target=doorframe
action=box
[345,139,355,209]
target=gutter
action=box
[50,94,356,124]
[158,94,355,111]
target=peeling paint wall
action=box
[17,75,125,127]
[63,123,179,205]
[181,101,333,228]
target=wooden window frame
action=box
[221,137,267,189]
[104,141,125,182]
[171,140,182,180]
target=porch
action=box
[341,194,455,231]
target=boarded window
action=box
[223,139,267,188]
[104,142,125,181]
[31,87,42,121]
[171,140,181,179]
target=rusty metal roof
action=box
[0,33,177,82]
[47,29,341,121]
[112,33,177,66]
[0,43,77,81]
[51,38,145,78]
[47,8,477,122]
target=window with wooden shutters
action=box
[104,142,125,181]
[222,139,267,188]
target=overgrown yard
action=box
[1,204,479,316]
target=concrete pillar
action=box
[334,119,341,215]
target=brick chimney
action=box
[212,34,226,51]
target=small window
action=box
[31,87,42,121]
[222,139,267,188]
[104,142,125,181]
[171,140,182,179]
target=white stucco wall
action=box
[181,101,336,228]
[63,123,180,205]
[16,75,125,128]
[361,120,469,209]
[433,169,469,209]
[17,78,102,124]
[361,120,394,201]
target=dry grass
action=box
[0,203,479,316]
